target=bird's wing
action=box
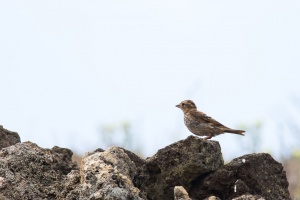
[189,110,226,127]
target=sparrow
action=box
[176,100,245,140]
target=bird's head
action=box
[176,100,197,113]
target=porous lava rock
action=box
[0,125,20,149]
[189,153,291,200]
[0,141,77,199]
[232,194,265,200]
[0,126,291,200]
[135,135,224,199]
[174,186,191,200]
[79,146,145,200]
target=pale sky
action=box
[1,1,300,160]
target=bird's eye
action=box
[182,103,185,106]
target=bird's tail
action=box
[224,128,245,136]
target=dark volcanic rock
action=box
[0,126,291,200]
[0,141,78,200]
[0,125,20,149]
[189,153,291,200]
[136,136,224,200]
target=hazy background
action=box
[1,1,300,162]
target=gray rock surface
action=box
[0,141,77,199]
[136,135,224,200]
[79,146,145,200]
[0,125,20,149]
[0,127,291,200]
[204,196,221,200]
[189,153,291,200]
[174,186,190,200]
[232,194,265,200]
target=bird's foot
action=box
[204,136,212,140]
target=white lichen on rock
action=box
[80,146,144,199]
[0,177,7,189]
[174,186,191,200]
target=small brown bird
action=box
[176,100,245,140]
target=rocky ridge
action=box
[0,126,291,200]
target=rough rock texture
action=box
[0,141,78,199]
[61,169,81,199]
[0,125,20,149]
[0,127,291,200]
[136,136,223,199]
[174,186,190,200]
[189,153,291,200]
[78,146,144,200]
[204,196,221,200]
[232,194,265,200]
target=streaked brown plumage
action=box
[176,100,245,140]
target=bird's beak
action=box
[176,104,181,108]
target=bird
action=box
[176,100,245,140]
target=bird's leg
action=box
[204,135,212,140]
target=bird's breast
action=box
[184,119,209,128]
[184,116,204,128]
[184,115,215,136]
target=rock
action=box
[189,153,291,200]
[61,170,81,199]
[174,186,190,200]
[0,126,20,149]
[0,141,78,199]
[204,196,221,200]
[232,194,265,200]
[136,135,224,200]
[0,126,291,200]
[79,146,145,200]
